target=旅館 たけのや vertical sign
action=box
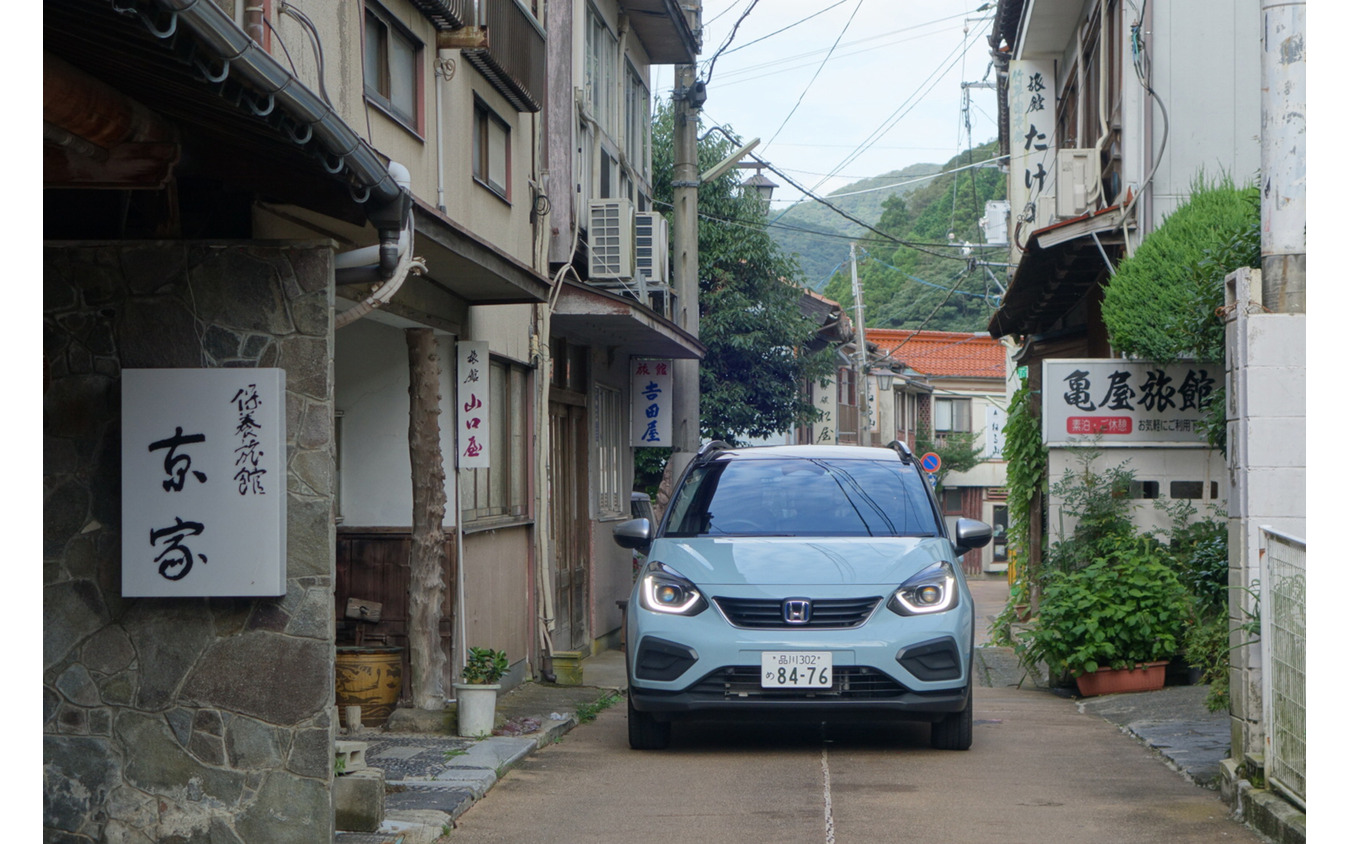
[121,369,287,597]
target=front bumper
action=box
[628,672,969,720]
[626,585,974,719]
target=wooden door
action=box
[548,399,590,652]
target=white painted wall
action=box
[1225,267,1306,757]
[1046,445,1227,546]
[335,318,459,527]
[1126,0,1262,227]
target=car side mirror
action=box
[613,517,653,552]
[952,518,993,556]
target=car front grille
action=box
[685,666,908,700]
[713,596,882,629]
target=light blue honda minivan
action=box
[613,441,991,751]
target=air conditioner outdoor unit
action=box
[634,212,669,285]
[1056,148,1096,219]
[587,198,635,280]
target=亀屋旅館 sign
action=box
[1043,359,1217,447]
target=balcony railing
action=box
[461,0,546,113]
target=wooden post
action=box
[406,328,447,710]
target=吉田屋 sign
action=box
[121,368,287,597]
[631,359,672,447]
[1043,359,1217,447]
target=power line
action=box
[763,0,865,152]
[712,23,966,86]
[808,17,992,197]
[708,0,851,60]
[703,0,761,88]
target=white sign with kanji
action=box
[1043,359,1218,447]
[631,359,672,447]
[121,368,287,597]
[1009,58,1057,257]
[457,341,490,468]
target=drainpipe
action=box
[334,162,424,329]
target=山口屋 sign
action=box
[121,369,287,597]
[457,341,490,468]
[1043,360,1217,447]
[631,359,671,446]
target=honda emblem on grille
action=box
[783,599,812,624]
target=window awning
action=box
[988,205,1127,339]
[550,280,705,360]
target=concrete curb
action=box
[335,692,603,843]
[1219,759,1307,844]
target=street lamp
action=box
[741,169,778,206]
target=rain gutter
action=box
[136,0,406,215]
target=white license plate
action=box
[760,652,833,688]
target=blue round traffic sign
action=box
[920,452,942,473]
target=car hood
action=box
[648,536,956,586]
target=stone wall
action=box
[44,242,338,843]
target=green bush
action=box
[1183,613,1231,712]
[1019,538,1191,677]
[462,647,509,685]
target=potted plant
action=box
[453,647,509,738]
[1017,537,1191,697]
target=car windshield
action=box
[665,457,941,538]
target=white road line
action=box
[821,745,835,844]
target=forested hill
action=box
[771,140,1009,334]
[768,163,941,289]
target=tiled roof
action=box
[867,329,1006,380]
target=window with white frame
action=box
[585,7,619,132]
[363,4,420,130]
[461,358,530,525]
[595,384,624,518]
[473,97,511,200]
[625,62,650,181]
[934,397,972,433]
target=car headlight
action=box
[888,561,959,616]
[638,562,708,616]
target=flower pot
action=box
[453,682,500,737]
[1074,661,1168,697]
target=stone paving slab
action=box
[361,735,472,782]
[385,783,478,820]
[1077,684,1230,787]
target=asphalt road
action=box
[448,577,1262,844]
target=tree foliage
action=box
[819,140,1007,332]
[651,102,834,444]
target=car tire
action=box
[627,694,671,750]
[930,687,973,751]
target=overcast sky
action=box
[653,1,1003,208]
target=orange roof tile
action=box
[867,329,1006,380]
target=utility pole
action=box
[1260,0,1305,313]
[849,242,869,446]
[670,64,703,479]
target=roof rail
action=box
[695,440,732,462]
[885,440,914,464]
